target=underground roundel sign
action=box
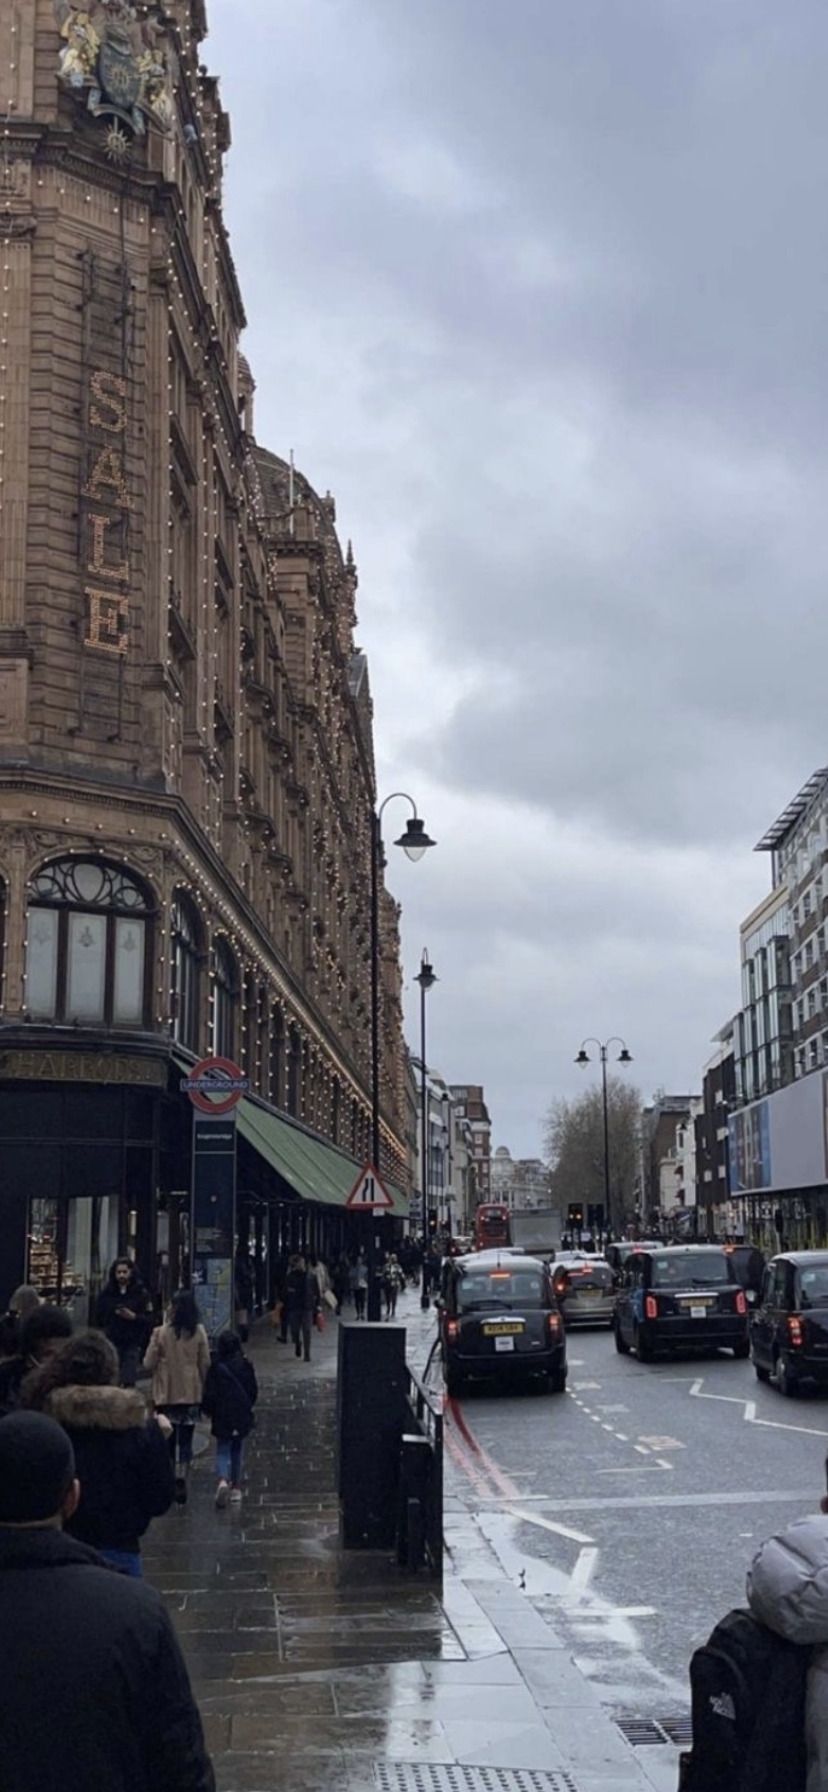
[183,1056,249,1116]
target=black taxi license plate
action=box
[482,1321,524,1336]
[679,1296,713,1308]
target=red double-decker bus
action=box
[474,1204,511,1252]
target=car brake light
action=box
[735,1291,747,1316]
[446,1319,460,1341]
[788,1315,804,1349]
[645,1295,658,1320]
[546,1311,561,1337]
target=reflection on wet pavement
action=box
[142,1323,466,1790]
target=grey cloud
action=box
[208,0,828,1149]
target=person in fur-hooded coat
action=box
[23,1329,174,1575]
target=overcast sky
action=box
[208,0,828,1158]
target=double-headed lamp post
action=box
[415,951,437,1310]
[575,1038,633,1241]
[370,794,436,1321]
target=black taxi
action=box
[614,1244,749,1361]
[750,1252,828,1396]
[439,1250,567,1396]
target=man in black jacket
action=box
[0,1410,215,1792]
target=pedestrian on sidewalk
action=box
[383,1253,405,1319]
[0,1409,215,1792]
[285,1254,319,1360]
[202,1330,258,1509]
[351,1252,368,1320]
[234,1244,255,1343]
[96,1258,152,1388]
[333,1252,351,1315]
[271,1250,290,1343]
[144,1292,210,1505]
[0,1304,72,1418]
[22,1328,174,1577]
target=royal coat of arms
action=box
[54,1,174,156]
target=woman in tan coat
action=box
[144,1291,210,1504]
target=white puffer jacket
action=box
[748,1514,828,1792]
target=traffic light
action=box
[567,1203,584,1229]
[428,1208,438,1234]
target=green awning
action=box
[236,1097,408,1217]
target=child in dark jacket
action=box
[202,1331,258,1509]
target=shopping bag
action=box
[323,1289,338,1311]
[314,1309,326,1333]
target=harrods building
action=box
[0,0,410,1311]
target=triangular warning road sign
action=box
[345,1162,394,1211]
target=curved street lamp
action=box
[575,1037,634,1240]
[369,794,436,1318]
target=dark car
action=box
[604,1241,663,1284]
[750,1252,828,1397]
[614,1244,749,1362]
[552,1254,615,1326]
[440,1251,567,1396]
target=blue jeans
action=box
[98,1547,142,1578]
[216,1437,243,1484]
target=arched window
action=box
[171,894,201,1052]
[212,938,238,1058]
[26,858,152,1027]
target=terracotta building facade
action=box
[0,0,408,1310]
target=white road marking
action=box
[569,1545,599,1595]
[572,1381,602,1390]
[515,1488,816,1510]
[634,1443,651,1455]
[655,1459,675,1471]
[507,1505,594,1544]
[614,1432,629,1441]
[638,1435,685,1451]
[596,1464,674,1475]
[690,1376,828,1439]
[596,1404,629,1413]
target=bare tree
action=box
[544,1077,641,1233]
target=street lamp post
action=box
[415,951,437,1310]
[575,1038,633,1240]
[369,795,435,1320]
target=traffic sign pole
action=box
[184,1058,246,1339]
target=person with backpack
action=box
[679,1482,828,1792]
[746,1489,828,1792]
[201,1331,258,1509]
[284,1255,319,1361]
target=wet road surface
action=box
[440,1319,827,1717]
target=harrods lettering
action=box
[82,368,132,653]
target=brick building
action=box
[0,0,408,1311]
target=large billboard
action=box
[729,1072,828,1194]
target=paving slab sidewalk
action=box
[143,1294,672,1792]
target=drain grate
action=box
[375,1769,580,1792]
[616,1713,692,1749]
[659,1715,693,1749]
